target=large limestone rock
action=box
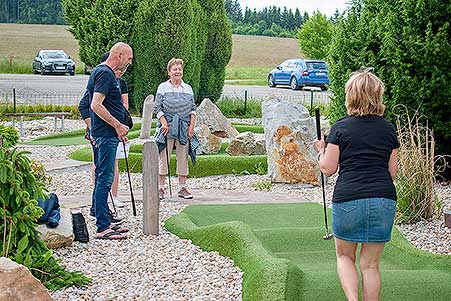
[196,98,239,138]
[0,257,53,301]
[226,132,266,156]
[37,208,73,249]
[262,96,319,184]
[195,124,222,154]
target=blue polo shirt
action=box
[86,64,125,138]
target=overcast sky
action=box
[238,0,349,17]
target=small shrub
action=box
[0,147,90,290]
[0,125,19,147]
[254,161,267,175]
[252,180,272,191]
[395,106,445,223]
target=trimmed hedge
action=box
[70,146,267,177]
[63,0,232,110]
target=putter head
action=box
[323,233,334,240]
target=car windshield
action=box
[42,53,67,59]
[306,62,327,70]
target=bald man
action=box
[87,42,133,239]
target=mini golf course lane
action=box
[165,203,451,301]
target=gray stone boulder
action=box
[226,132,266,156]
[195,124,222,154]
[196,98,239,138]
[0,257,53,301]
[262,96,320,184]
[37,208,73,249]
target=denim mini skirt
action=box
[332,198,396,243]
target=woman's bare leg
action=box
[335,238,359,301]
[360,243,385,301]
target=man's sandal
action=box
[110,225,129,233]
[95,229,127,240]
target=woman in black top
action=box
[314,69,399,301]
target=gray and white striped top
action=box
[154,80,197,119]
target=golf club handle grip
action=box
[315,107,321,140]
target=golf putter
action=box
[165,136,173,199]
[109,191,117,215]
[315,108,334,240]
[122,140,137,216]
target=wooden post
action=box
[142,140,159,235]
[19,116,23,137]
[139,95,154,139]
[445,210,451,228]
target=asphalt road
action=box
[0,74,330,105]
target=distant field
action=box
[0,23,301,83]
[0,23,82,73]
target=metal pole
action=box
[310,90,314,113]
[244,90,248,115]
[13,88,16,113]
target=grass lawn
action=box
[0,24,300,79]
[165,203,451,301]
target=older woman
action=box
[314,69,399,301]
[154,58,197,199]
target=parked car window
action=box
[286,61,295,69]
[43,53,68,59]
[280,60,290,69]
[306,62,327,70]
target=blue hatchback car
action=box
[268,59,330,91]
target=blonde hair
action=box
[167,57,184,73]
[345,68,385,116]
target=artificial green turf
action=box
[165,203,451,301]
[26,122,264,146]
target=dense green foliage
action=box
[0,147,90,289]
[0,125,19,147]
[0,0,65,24]
[328,0,451,156]
[0,104,80,119]
[63,0,232,110]
[297,11,335,60]
[225,0,308,38]
[167,203,451,300]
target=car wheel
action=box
[268,75,276,87]
[40,68,46,75]
[290,77,300,90]
[32,67,38,74]
[69,71,75,76]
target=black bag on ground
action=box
[72,212,89,243]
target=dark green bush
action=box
[0,125,19,147]
[63,0,232,109]
[328,0,451,156]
